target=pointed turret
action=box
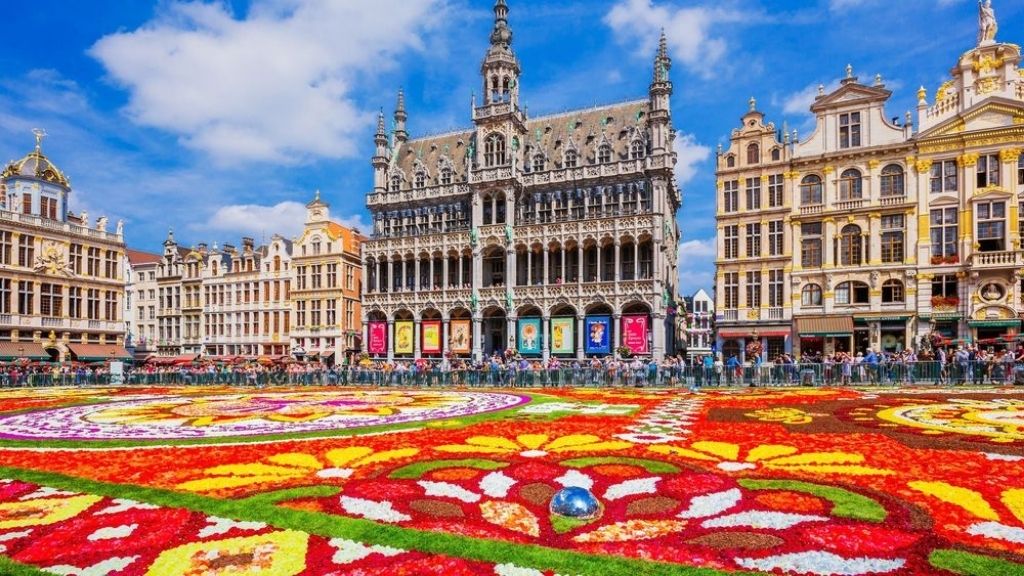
[649,29,673,155]
[372,109,389,193]
[394,89,408,146]
[490,0,513,48]
[480,0,521,107]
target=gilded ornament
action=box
[867,159,880,169]
[822,166,835,175]
[915,159,933,173]
[999,148,1022,163]
[958,152,980,167]
[935,80,955,102]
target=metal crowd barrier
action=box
[1,360,1023,388]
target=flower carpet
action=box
[0,386,1021,575]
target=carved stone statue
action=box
[979,0,997,45]
[116,219,124,236]
[469,227,479,248]
[80,210,88,227]
[96,216,108,232]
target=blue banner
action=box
[517,318,542,355]
[584,315,612,355]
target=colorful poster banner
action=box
[422,320,442,355]
[584,315,611,355]
[518,318,542,355]
[395,321,414,355]
[621,314,650,355]
[450,320,472,354]
[550,317,575,355]
[368,321,387,355]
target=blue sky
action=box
[2,0,1022,295]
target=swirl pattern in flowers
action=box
[0,390,528,440]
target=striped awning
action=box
[67,344,133,362]
[796,316,854,337]
[0,342,52,361]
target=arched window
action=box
[630,140,645,160]
[726,155,736,168]
[839,168,863,200]
[532,153,545,172]
[840,224,863,266]
[770,147,781,161]
[800,175,823,205]
[484,133,506,167]
[835,281,870,305]
[598,143,612,164]
[882,279,904,303]
[746,143,760,165]
[414,170,426,189]
[440,166,452,185]
[390,175,401,192]
[564,149,578,168]
[483,194,493,225]
[880,164,904,197]
[801,284,823,306]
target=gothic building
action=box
[361,0,681,361]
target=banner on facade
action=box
[621,314,650,355]
[584,315,611,355]
[395,321,414,355]
[450,320,471,354]
[518,317,542,355]
[422,320,441,355]
[368,321,387,355]
[551,317,575,355]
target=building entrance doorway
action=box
[482,307,507,357]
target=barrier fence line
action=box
[2,361,1024,388]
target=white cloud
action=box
[604,0,748,77]
[193,200,369,242]
[90,0,446,163]
[781,80,840,116]
[828,0,876,10]
[674,134,712,185]
[677,237,716,294]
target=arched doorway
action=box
[482,306,507,358]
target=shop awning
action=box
[854,315,911,324]
[0,342,52,361]
[719,330,790,339]
[968,319,1022,328]
[67,344,133,362]
[796,316,854,337]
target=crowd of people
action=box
[2,347,1023,388]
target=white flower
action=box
[521,402,637,416]
[717,462,756,472]
[494,564,545,576]
[679,488,742,519]
[520,449,548,458]
[330,538,403,564]
[316,468,354,479]
[418,481,481,503]
[701,511,828,530]
[967,521,1024,544]
[96,499,158,515]
[87,524,137,541]
[340,496,411,523]
[554,470,594,490]
[604,477,660,501]
[198,516,267,538]
[19,487,77,500]
[479,471,517,498]
[735,551,905,575]
[45,556,140,576]
[0,529,31,553]
[983,453,1024,462]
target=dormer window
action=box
[532,153,545,172]
[414,171,426,189]
[390,175,401,192]
[565,149,578,168]
[598,143,612,164]
[839,112,861,148]
[771,148,781,162]
[746,143,760,165]
[440,167,452,185]
[630,140,645,160]
[726,155,735,168]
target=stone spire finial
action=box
[874,73,883,86]
[846,63,853,79]
[375,109,386,137]
[917,85,927,105]
[817,84,825,97]
[748,96,757,112]
[394,89,408,144]
[657,28,669,62]
[490,0,513,47]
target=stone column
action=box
[823,217,836,268]
[543,248,549,285]
[387,319,395,361]
[361,320,369,354]
[441,316,449,356]
[542,315,550,361]
[527,249,533,285]
[413,318,421,359]
[505,246,515,288]
[507,315,517,354]
[577,245,584,283]
[613,313,622,356]
[614,241,621,282]
[596,243,602,282]
[472,316,482,362]
[443,257,449,290]
[633,244,639,280]
[458,256,464,287]
[576,314,585,360]
[653,312,666,360]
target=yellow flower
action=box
[177,446,419,492]
[436,434,632,459]
[649,441,892,476]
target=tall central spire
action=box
[490,0,513,48]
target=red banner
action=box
[368,321,387,355]
[422,320,442,355]
[621,315,649,355]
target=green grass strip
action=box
[738,479,886,523]
[0,466,761,576]
[560,456,680,474]
[929,549,1024,576]
[389,459,509,479]
[239,485,341,506]
[0,556,52,576]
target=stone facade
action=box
[124,249,161,357]
[361,1,681,361]
[715,12,1024,359]
[0,133,127,361]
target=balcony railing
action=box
[834,199,866,211]
[971,250,1023,268]
[722,310,739,321]
[800,204,823,215]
